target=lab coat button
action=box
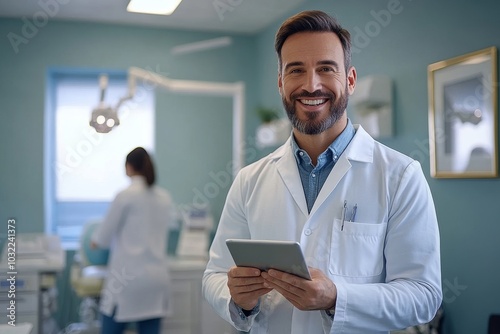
[304,229,312,236]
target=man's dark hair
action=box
[275,10,352,73]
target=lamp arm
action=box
[119,66,245,177]
[126,66,241,96]
[114,93,134,111]
[98,74,109,103]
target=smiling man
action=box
[203,10,442,334]
[278,29,355,165]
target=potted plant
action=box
[255,106,290,148]
[256,106,281,124]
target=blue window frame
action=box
[44,68,155,249]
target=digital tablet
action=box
[225,239,311,280]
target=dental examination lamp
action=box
[89,75,121,134]
[89,67,246,175]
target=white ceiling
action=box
[0,0,306,34]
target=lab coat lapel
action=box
[275,141,309,217]
[309,154,351,215]
[309,125,374,216]
[274,127,374,218]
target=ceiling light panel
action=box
[127,0,182,15]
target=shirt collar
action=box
[291,118,356,165]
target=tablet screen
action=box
[226,239,311,280]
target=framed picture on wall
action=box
[428,46,498,178]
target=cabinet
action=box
[163,258,237,334]
[0,273,40,332]
[0,234,65,334]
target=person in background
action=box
[202,10,442,334]
[91,147,173,334]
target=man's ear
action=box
[347,66,357,95]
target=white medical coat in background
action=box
[203,125,442,334]
[92,176,173,322]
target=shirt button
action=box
[299,152,304,156]
[334,155,338,160]
[312,173,316,178]
[304,229,312,236]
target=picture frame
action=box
[428,46,498,178]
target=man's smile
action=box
[298,98,328,106]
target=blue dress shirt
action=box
[291,119,356,213]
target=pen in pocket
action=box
[341,202,358,231]
[349,204,358,222]
[341,201,347,231]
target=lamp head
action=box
[89,104,120,133]
[89,74,121,133]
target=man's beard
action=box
[282,85,349,135]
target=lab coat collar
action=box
[271,124,375,217]
[344,124,375,163]
[269,124,374,163]
[130,175,147,186]
[274,141,309,217]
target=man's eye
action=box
[320,67,334,72]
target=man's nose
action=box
[302,71,322,93]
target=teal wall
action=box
[1,0,500,332]
[0,19,259,233]
[256,1,500,333]
[0,18,259,328]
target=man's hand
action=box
[227,266,273,311]
[261,267,336,311]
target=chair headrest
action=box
[81,221,109,267]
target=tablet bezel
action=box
[225,239,311,280]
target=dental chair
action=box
[63,221,109,334]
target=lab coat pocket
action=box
[329,219,387,278]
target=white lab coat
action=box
[203,125,442,334]
[92,176,173,322]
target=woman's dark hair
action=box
[274,10,352,73]
[126,147,155,187]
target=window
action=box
[45,69,155,249]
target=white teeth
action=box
[300,99,326,106]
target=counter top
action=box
[0,234,65,273]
